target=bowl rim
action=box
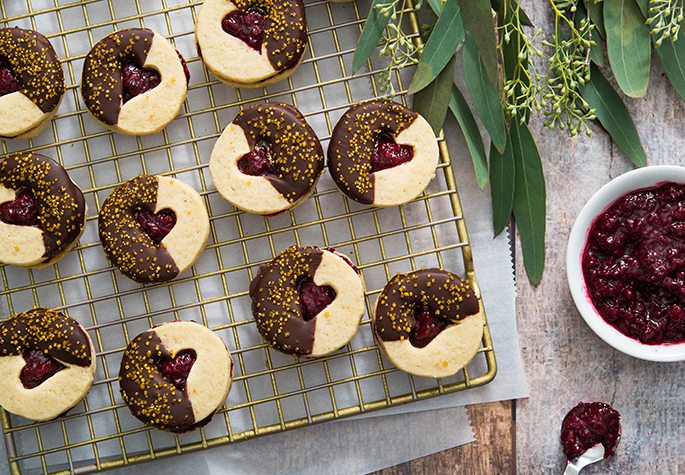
[567,165,685,362]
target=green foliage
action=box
[648,0,685,46]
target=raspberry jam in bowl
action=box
[567,165,685,361]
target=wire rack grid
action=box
[0,0,497,473]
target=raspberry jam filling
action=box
[409,308,448,348]
[121,61,161,103]
[561,402,621,461]
[583,182,685,344]
[222,8,266,52]
[371,133,413,173]
[299,279,335,321]
[0,62,21,97]
[0,189,39,227]
[20,349,66,389]
[157,349,196,391]
[238,143,274,176]
[137,208,177,245]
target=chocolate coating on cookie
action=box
[98,174,178,283]
[373,268,479,342]
[234,102,324,202]
[81,28,155,126]
[0,152,86,261]
[249,245,326,355]
[328,100,419,205]
[0,27,65,113]
[119,330,195,431]
[0,308,92,367]
[233,0,308,72]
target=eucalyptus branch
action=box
[648,0,685,46]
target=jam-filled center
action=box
[0,189,39,227]
[222,8,266,52]
[409,308,448,348]
[137,208,177,245]
[238,143,274,176]
[0,61,21,97]
[122,60,161,103]
[298,279,335,321]
[20,349,66,389]
[371,132,413,173]
[157,349,197,391]
[560,402,621,461]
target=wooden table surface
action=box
[378,1,685,473]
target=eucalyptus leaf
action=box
[656,35,685,104]
[427,0,442,16]
[458,0,498,85]
[587,0,605,38]
[449,83,488,189]
[604,0,651,98]
[510,120,546,286]
[579,62,647,167]
[489,139,515,236]
[408,1,466,95]
[353,0,391,73]
[462,34,507,153]
[635,0,648,18]
[413,55,455,136]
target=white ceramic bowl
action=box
[567,165,685,361]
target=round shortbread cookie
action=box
[328,99,439,207]
[81,28,188,136]
[0,27,65,140]
[0,308,96,421]
[372,268,483,379]
[194,0,308,88]
[98,174,209,284]
[119,320,233,433]
[0,152,87,268]
[209,102,324,216]
[250,245,365,357]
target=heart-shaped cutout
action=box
[157,349,196,391]
[409,308,448,348]
[222,8,266,52]
[137,208,177,245]
[20,349,65,389]
[0,189,39,226]
[122,60,161,103]
[371,133,414,173]
[0,62,21,97]
[238,143,274,176]
[299,279,336,321]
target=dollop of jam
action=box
[222,8,266,51]
[583,182,685,345]
[137,208,176,245]
[0,189,39,226]
[122,61,161,103]
[238,143,274,176]
[409,308,448,348]
[371,133,413,172]
[298,279,335,320]
[0,62,21,97]
[561,402,621,461]
[157,349,196,391]
[20,349,66,389]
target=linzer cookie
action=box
[209,102,324,216]
[328,99,439,207]
[81,28,188,135]
[194,0,308,88]
[0,152,87,268]
[98,174,209,284]
[119,320,233,433]
[372,268,483,378]
[0,308,96,421]
[0,27,65,140]
[249,246,365,357]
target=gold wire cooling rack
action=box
[0,0,497,473]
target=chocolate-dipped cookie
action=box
[0,152,87,268]
[250,246,365,357]
[119,320,233,433]
[194,0,308,88]
[0,27,65,140]
[98,174,209,284]
[328,99,439,207]
[0,308,96,421]
[209,102,324,216]
[372,268,483,378]
[81,28,188,136]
